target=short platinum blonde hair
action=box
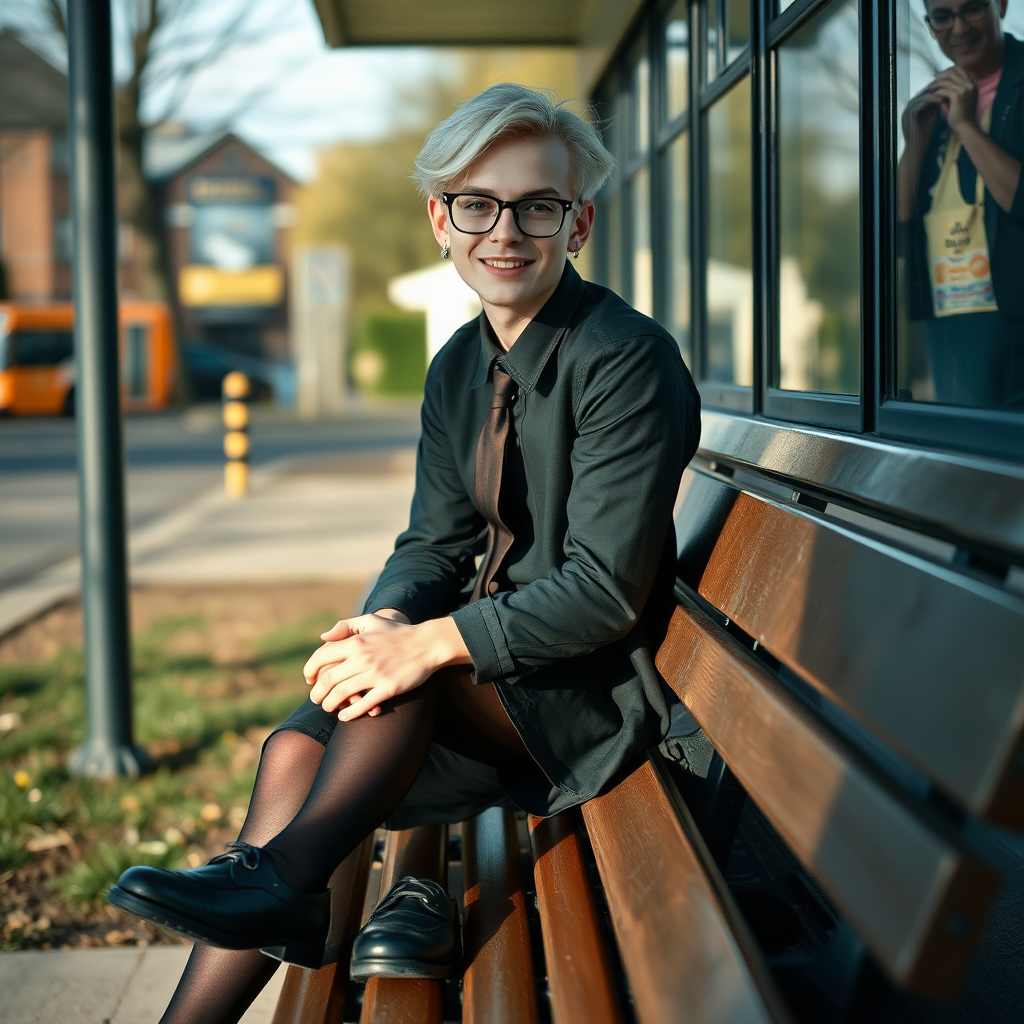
[413,83,616,204]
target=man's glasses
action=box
[925,0,994,31]
[442,192,577,238]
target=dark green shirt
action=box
[364,262,700,815]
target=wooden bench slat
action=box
[657,598,1001,998]
[527,812,626,1024]
[359,979,444,1023]
[271,835,374,1024]
[581,757,787,1024]
[684,467,1024,830]
[360,825,447,1024]
[462,807,539,1024]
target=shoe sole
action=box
[108,886,325,970]
[349,957,454,981]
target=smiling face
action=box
[427,134,594,336]
[926,0,1007,75]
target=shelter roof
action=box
[309,0,642,94]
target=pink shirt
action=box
[975,68,1002,123]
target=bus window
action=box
[8,330,75,366]
[0,313,10,370]
[124,323,149,399]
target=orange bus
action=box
[0,302,177,416]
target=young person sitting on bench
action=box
[109,82,700,1024]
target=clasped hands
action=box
[904,65,979,137]
[302,610,471,722]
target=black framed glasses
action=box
[442,192,577,238]
[925,0,994,31]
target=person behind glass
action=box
[898,0,1024,408]
[106,84,700,1024]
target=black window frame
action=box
[589,0,1023,465]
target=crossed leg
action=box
[159,672,537,1024]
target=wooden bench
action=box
[271,448,1024,1024]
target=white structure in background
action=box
[388,262,482,363]
[706,259,755,386]
[778,256,825,392]
[705,257,824,391]
[292,245,350,418]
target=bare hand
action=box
[303,613,469,722]
[901,85,942,144]
[313,609,412,718]
[930,66,978,131]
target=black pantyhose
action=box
[264,670,539,893]
[159,672,538,1024]
[159,730,325,1024]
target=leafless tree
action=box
[12,0,301,302]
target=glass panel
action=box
[776,0,861,395]
[190,205,273,267]
[668,132,692,364]
[726,0,750,62]
[707,0,721,83]
[894,1,1024,411]
[125,324,149,399]
[705,77,753,386]
[630,166,654,316]
[632,55,651,154]
[778,0,798,13]
[665,0,690,120]
[605,191,624,296]
[7,331,74,366]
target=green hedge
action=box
[350,309,427,397]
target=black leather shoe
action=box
[350,876,460,980]
[107,842,330,969]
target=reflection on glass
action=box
[665,0,689,120]
[668,133,691,364]
[630,167,653,316]
[191,205,273,268]
[777,0,860,395]
[632,56,650,153]
[706,78,753,386]
[605,192,623,296]
[707,0,721,83]
[727,0,750,62]
[778,0,798,13]
[894,2,1024,410]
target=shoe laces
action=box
[207,841,260,870]
[371,876,449,920]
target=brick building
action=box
[0,31,297,389]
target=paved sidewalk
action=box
[0,446,417,1021]
[0,448,416,638]
[0,946,285,1024]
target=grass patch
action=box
[52,841,184,906]
[0,594,339,949]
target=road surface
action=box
[0,404,420,591]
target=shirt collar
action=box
[470,261,586,392]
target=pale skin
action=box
[302,134,596,722]
[897,0,1021,221]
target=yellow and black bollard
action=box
[222,371,250,498]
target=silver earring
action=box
[441,242,450,260]
[572,249,580,260]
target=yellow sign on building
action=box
[179,265,284,307]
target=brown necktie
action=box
[471,365,517,602]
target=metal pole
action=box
[66,0,148,778]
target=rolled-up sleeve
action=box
[363,352,485,623]
[452,334,699,681]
